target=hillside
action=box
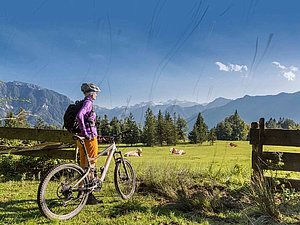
[200,92,300,128]
[0,81,72,127]
[95,97,232,126]
[1,81,300,129]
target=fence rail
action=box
[250,118,300,190]
[0,127,76,160]
[0,127,74,143]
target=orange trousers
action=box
[77,137,98,168]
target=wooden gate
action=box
[0,127,76,160]
[250,118,300,190]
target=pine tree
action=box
[198,113,208,144]
[35,117,47,129]
[16,108,29,128]
[281,118,297,129]
[110,116,122,142]
[188,112,208,144]
[142,108,157,146]
[3,108,29,128]
[266,118,278,128]
[188,125,199,144]
[176,115,188,142]
[216,121,232,140]
[215,110,249,140]
[230,110,244,140]
[123,113,140,146]
[4,111,17,128]
[164,112,177,145]
[98,115,111,136]
[156,110,164,146]
[208,128,217,145]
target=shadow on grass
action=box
[107,199,148,218]
[107,197,243,224]
[278,197,300,224]
[151,203,242,225]
[0,199,43,222]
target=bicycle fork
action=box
[114,150,131,180]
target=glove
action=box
[86,135,92,140]
[97,136,110,143]
[82,133,92,140]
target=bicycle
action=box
[37,133,137,220]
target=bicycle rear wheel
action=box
[114,159,136,200]
[37,163,89,220]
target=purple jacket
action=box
[76,96,98,137]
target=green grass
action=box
[118,141,251,171]
[122,141,252,186]
[1,141,300,224]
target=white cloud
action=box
[272,61,298,81]
[215,62,229,71]
[272,61,286,70]
[215,62,248,73]
[290,66,298,72]
[229,64,248,72]
[283,71,296,81]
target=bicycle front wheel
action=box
[114,159,136,200]
[37,163,89,220]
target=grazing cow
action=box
[170,147,186,155]
[124,148,143,157]
[229,142,238,147]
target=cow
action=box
[124,148,143,157]
[170,147,186,155]
[229,142,238,147]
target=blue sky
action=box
[0,0,299,108]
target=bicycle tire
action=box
[37,163,89,220]
[114,159,136,200]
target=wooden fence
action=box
[2,120,300,188]
[0,127,76,160]
[250,118,300,190]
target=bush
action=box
[0,154,69,181]
[245,174,282,224]
[0,155,21,181]
[138,164,194,200]
[138,164,242,214]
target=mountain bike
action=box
[37,134,137,220]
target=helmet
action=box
[81,83,101,94]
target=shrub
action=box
[245,173,282,224]
[0,154,68,181]
[0,155,21,181]
[138,164,244,214]
[138,164,194,200]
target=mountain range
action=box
[0,80,299,129]
[0,81,72,126]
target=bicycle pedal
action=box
[77,191,85,199]
[99,167,104,174]
[86,179,102,191]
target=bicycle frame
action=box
[75,137,127,188]
[96,142,116,183]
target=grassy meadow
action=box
[1,141,300,224]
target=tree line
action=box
[1,108,300,147]
[97,109,250,146]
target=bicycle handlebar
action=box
[99,129,132,142]
[73,129,132,143]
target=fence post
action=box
[251,118,265,178]
[257,118,265,177]
[251,121,259,177]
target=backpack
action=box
[63,100,84,133]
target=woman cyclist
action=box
[76,82,102,204]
